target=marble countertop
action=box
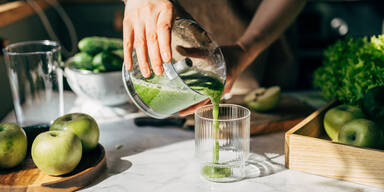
[2,92,383,192]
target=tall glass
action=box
[195,104,250,182]
[3,41,64,127]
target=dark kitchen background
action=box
[0,0,383,119]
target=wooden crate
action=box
[285,101,384,188]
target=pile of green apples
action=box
[324,86,384,149]
[0,113,99,176]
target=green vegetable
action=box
[313,35,384,105]
[92,52,123,72]
[71,37,124,72]
[78,37,123,55]
[70,52,93,70]
[112,49,124,59]
[362,86,384,121]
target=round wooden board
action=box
[0,144,106,192]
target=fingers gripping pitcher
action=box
[123,18,226,118]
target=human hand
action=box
[123,0,174,78]
[178,44,247,116]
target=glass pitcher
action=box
[123,18,226,119]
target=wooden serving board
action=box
[0,144,106,192]
[222,94,315,135]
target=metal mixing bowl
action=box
[64,60,129,106]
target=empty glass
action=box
[195,104,250,182]
[3,41,64,127]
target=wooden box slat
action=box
[285,101,384,188]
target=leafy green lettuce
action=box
[313,35,384,105]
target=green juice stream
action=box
[183,73,231,178]
[133,71,230,178]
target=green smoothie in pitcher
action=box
[132,70,223,116]
[133,70,230,178]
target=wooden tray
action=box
[285,101,384,188]
[223,94,315,135]
[0,144,106,192]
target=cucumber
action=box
[92,51,123,72]
[106,38,124,51]
[78,37,123,55]
[70,52,93,70]
[112,49,124,59]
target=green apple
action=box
[32,131,82,176]
[324,104,364,142]
[50,113,99,152]
[338,118,382,148]
[0,122,27,169]
[244,86,281,112]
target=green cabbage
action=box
[313,35,384,105]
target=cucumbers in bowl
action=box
[92,52,123,72]
[78,36,123,55]
[68,36,124,73]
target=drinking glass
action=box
[195,104,250,182]
[3,40,64,127]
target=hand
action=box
[178,44,248,116]
[123,0,174,78]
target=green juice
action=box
[133,71,230,178]
[133,80,206,116]
[132,71,208,116]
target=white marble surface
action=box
[2,92,384,192]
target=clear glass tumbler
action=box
[195,104,250,182]
[3,41,64,127]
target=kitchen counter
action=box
[2,92,383,192]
